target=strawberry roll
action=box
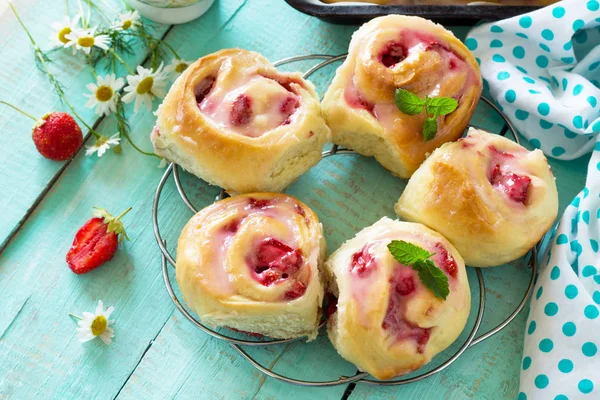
[395,128,559,267]
[176,193,325,340]
[324,217,470,380]
[152,49,331,194]
[322,15,481,178]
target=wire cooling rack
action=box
[151,54,539,387]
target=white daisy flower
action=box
[65,27,111,55]
[49,14,81,48]
[166,58,193,77]
[85,74,124,116]
[75,300,115,345]
[113,10,141,31]
[86,133,121,157]
[122,63,168,112]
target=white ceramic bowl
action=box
[130,0,215,25]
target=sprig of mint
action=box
[387,240,450,300]
[394,89,458,141]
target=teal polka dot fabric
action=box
[467,0,600,162]
[466,2,600,398]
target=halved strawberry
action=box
[66,207,131,274]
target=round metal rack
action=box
[152,54,539,387]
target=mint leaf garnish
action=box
[393,88,459,142]
[426,97,458,116]
[394,88,426,115]
[387,240,449,300]
[414,259,450,300]
[387,240,434,265]
[423,118,437,141]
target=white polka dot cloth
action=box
[466,1,600,399]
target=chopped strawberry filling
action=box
[246,198,271,210]
[382,272,431,353]
[380,42,408,68]
[230,94,253,126]
[284,281,307,300]
[350,246,377,277]
[248,238,303,288]
[228,327,264,338]
[394,276,416,296]
[490,163,531,204]
[433,243,457,278]
[344,79,374,113]
[194,76,216,104]
[279,95,299,126]
[222,219,240,233]
[325,293,338,318]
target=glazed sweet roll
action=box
[325,218,470,380]
[322,15,481,178]
[152,49,331,194]
[176,193,325,340]
[395,128,559,267]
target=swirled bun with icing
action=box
[152,49,331,194]
[321,15,481,178]
[395,128,559,267]
[325,217,470,380]
[176,193,325,340]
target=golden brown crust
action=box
[322,15,482,178]
[153,49,331,193]
[176,193,326,340]
[396,128,559,267]
[325,218,471,380]
[428,161,499,236]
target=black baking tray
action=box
[285,0,539,24]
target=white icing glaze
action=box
[199,73,298,138]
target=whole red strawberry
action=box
[33,112,83,161]
[67,207,131,274]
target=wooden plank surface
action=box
[0,0,169,251]
[0,0,591,399]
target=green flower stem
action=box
[108,48,135,75]
[87,54,98,78]
[121,129,159,157]
[129,32,182,60]
[0,101,38,121]
[69,313,83,320]
[97,0,120,14]
[116,206,132,220]
[9,3,102,139]
[87,0,112,23]
[77,0,90,28]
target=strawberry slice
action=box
[350,246,377,277]
[490,164,531,204]
[434,243,458,278]
[66,207,131,274]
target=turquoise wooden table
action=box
[0,1,590,399]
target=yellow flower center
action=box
[91,315,107,336]
[136,76,154,94]
[175,63,188,73]
[58,27,71,44]
[77,36,95,48]
[95,85,114,102]
[95,135,109,147]
[122,20,132,30]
